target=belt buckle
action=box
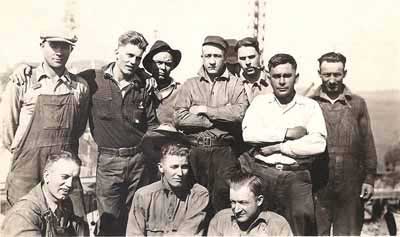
[203,137,212,147]
[119,147,131,156]
[275,163,284,171]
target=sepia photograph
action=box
[0,0,399,236]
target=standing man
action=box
[241,53,327,235]
[208,171,292,236]
[311,52,377,235]
[1,26,90,212]
[141,40,183,184]
[2,151,89,237]
[78,31,158,236]
[235,37,272,102]
[174,35,248,215]
[126,141,209,236]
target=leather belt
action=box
[98,146,140,157]
[187,136,231,147]
[257,161,310,171]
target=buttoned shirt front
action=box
[154,79,180,126]
[126,178,209,236]
[208,209,293,236]
[174,66,248,140]
[240,70,272,103]
[242,93,327,162]
[1,63,90,152]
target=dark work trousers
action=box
[314,99,374,236]
[189,145,239,217]
[5,92,86,220]
[239,152,315,236]
[95,151,145,236]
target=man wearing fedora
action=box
[1,24,90,223]
[141,40,184,184]
[174,35,248,217]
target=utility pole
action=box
[248,0,266,65]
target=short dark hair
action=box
[118,31,148,50]
[229,171,263,196]
[44,151,81,172]
[268,53,297,71]
[318,52,346,67]
[234,37,260,54]
[160,142,190,161]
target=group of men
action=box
[1,24,377,237]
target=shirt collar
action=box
[240,69,269,88]
[103,62,144,86]
[36,62,74,84]
[264,92,306,106]
[42,183,58,213]
[314,84,353,103]
[198,65,231,83]
[230,211,269,232]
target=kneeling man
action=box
[2,151,89,236]
[208,171,292,236]
[126,141,209,236]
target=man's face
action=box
[237,46,261,76]
[319,61,346,96]
[44,159,80,201]
[230,185,263,224]
[268,63,298,102]
[201,45,225,77]
[115,43,145,76]
[158,155,190,189]
[41,41,72,69]
[152,51,174,81]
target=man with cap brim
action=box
[126,134,209,236]
[174,35,249,218]
[0,23,90,225]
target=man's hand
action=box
[259,144,281,156]
[10,64,32,85]
[189,105,208,115]
[145,77,158,92]
[285,126,307,140]
[360,183,374,200]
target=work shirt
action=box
[1,63,90,152]
[311,86,377,185]
[174,66,248,140]
[154,79,180,126]
[208,209,293,236]
[80,63,158,148]
[242,93,327,164]
[1,183,89,237]
[240,70,272,103]
[126,178,209,236]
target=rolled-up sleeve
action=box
[1,81,22,151]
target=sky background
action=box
[0,0,399,91]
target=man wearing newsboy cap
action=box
[1,23,90,224]
[174,35,248,219]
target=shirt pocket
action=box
[92,96,112,120]
[130,100,145,124]
[42,101,73,130]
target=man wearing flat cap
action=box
[1,23,90,220]
[174,35,248,218]
[141,40,183,184]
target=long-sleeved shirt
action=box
[1,63,90,152]
[126,178,209,236]
[242,93,327,162]
[311,86,377,185]
[174,66,248,140]
[208,209,293,236]
[80,63,158,148]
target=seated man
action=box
[1,151,89,237]
[208,171,292,236]
[126,140,209,236]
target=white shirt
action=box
[242,93,327,161]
